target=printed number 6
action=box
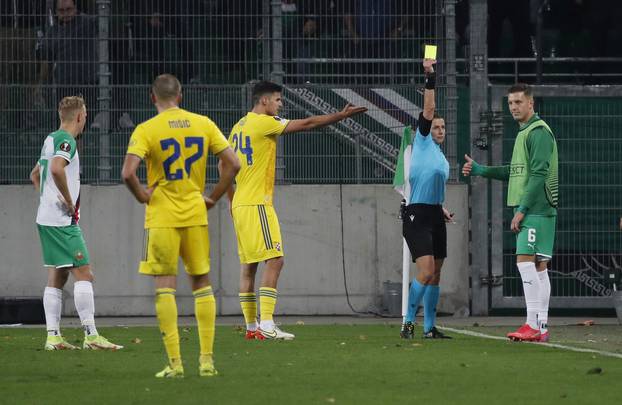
[527,228,536,243]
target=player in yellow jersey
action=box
[225,81,366,340]
[121,74,240,378]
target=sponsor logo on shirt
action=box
[510,164,525,176]
[273,116,287,125]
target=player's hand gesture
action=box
[442,207,455,223]
[423,58,436,74]
[57,194,75,217]
[204,195,216,210]
[462,154,474,177]
[340,103,367,118]
[143,185,156,204]
[511,211,525,233]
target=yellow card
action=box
[424,45,437,60]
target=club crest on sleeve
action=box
[60,142,71,152]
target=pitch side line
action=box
[439,326,622,360]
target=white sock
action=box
[43,287,62,336]
[246,322,257,332]
[260,319,275,331]
[74,281,98,336]
[517,262,540,329]
[537,269,551,332]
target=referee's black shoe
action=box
[400,321,415,339]
[423,327,452,339]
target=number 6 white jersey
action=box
[36,130,80,226]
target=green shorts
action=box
[515,215,556,261]
[37,224,90,268]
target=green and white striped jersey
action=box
[35,129,80,226]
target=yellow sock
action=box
[155,288,181,367]
[194,286,216,357]
[259,287,277,323]
[239,292,257,328]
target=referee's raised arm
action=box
[422,58,437,122]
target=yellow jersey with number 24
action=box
[229,112,289,208]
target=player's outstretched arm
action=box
[121,154,154,204]
[462,154,510,181]
[283,104,367,134]
[30,163,40,191]
[205,147,240,210]
[422,58,436,121]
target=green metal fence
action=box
[0,0,458,185]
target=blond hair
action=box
[152,74,182,101]
[58,96,85,122]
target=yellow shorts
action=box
[232,205,284,264]
[139,226,210,276]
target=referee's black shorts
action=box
[402,203,447,261]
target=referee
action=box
[400,57,453,339]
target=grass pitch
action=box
[1,323,621,404]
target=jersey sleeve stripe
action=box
[54,151,72,161]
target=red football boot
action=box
[507,324,540,341]
[245,330,266,340]
[537,330,550,343]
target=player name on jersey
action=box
[168,119,191,128]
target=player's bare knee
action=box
[48,268,70,288]
[190,273,211,291]
[418,270,435,285]
[154,275,176,290]
[516,254,535,264]
[71,265,93,282]
[269,256,284,271]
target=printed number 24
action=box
[231,133,253,165]
[160,137,204,180]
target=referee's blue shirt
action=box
[408,126,449,205]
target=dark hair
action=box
[432,113,443,120]
[252,81,282,105]
[508,83,533,98]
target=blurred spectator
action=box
[343,0,414,84]
[488,0,531,58]
[37,0,98,124]
[127,0,199,84]
[288,0,346,83]
[215,0,262,83]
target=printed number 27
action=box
[231,133,253,165]
[160,137,204,180]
